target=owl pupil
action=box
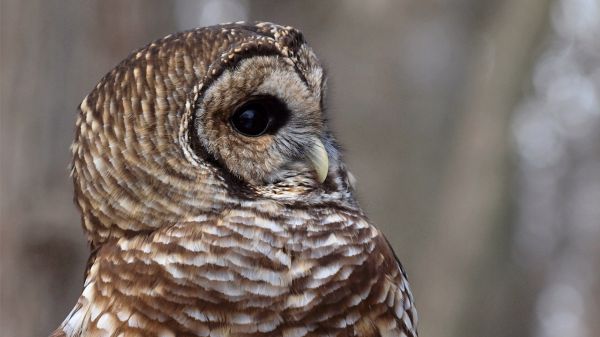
[235,106,268,135]
[230,96,288,137]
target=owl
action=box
[51,22,417,337]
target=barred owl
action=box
[51,22,417,337]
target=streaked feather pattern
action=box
[52,22,417,337]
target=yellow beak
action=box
[307,138,329,183]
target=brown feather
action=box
[53,22,417,337]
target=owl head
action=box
[71,22,356,246]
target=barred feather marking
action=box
[54,22,417,337]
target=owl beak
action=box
[307,139,329,183]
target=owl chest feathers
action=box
[105,203,378,308]
[59,201,416,336]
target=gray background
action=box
[1,1,599,337]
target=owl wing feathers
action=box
[369,232,419,337]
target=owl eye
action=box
[230,96,288,137]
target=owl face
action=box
[194,55,328,186]
[72,22,355,245]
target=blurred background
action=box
[1,0,599,336]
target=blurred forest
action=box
[1,1,599,337]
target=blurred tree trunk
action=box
[0,1,176,336]
[414,1,551,337]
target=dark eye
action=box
[230,96,288,137]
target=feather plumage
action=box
[53,22,417,337]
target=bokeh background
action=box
[1,1,599,336]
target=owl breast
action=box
[69,201,415,336]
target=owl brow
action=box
[200,47,283,95]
